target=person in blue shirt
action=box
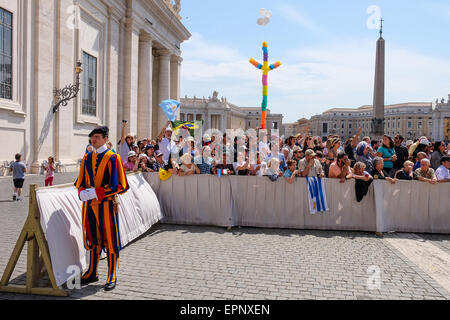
[376,135,397,177]
[284,160,300,184]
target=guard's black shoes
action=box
[104,281,116,292]
[80,274,99,285]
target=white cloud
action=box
[181,34,450,123]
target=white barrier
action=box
[144,173,450,234]
[36,173,162,286]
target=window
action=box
[322,123,328,133]
[408,121,412,129]
[272,122,278,129]
[418,121,422,129]
[82,52,97,116]
[0,8,13,100]
[341,123,345,129]
[180,113,185,121]
[196,114,202,121]
[187,114,193,122]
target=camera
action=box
[122,120,128,124]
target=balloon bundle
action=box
[257,8,272,26]
[249,42,282,130]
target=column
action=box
[31,0,56,173]
[170,56,182,121]
[156,48,171,132]
[137,33,153,139]
[55,0,76,168]
[122,15,140,135]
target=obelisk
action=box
[372,19,385,139]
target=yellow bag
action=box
[158,168,172,181]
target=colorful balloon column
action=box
[249,42,282,130]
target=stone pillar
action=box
[372,35,385,139]
[106,7,121,148]
[31,0,56,173]
[55,0,76,169]
[156,49,171,132]
[122,14,140,135]
[170,55,182,120]
[137,33,153,139]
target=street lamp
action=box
[52,61,83,113]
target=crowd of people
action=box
[101,122,450,185]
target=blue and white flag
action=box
[306,177,329,214]
[159,100,180,122]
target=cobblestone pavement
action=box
[0,173,449,300]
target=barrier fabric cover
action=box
[144,173,449,233]
[36,173,162,286]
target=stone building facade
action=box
[180,92,283,135]
[432,95,450,142]
[0,0,190,173]
[309,103,434,140]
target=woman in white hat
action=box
[124,151,138,172]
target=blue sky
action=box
[179,0,450,123]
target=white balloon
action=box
[257,17,265,25]
[264,10,272,18]
[259,8,267,16]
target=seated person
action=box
[414,158,437,184]
[213,153,236,175]
[124,151,139,172]
[265,157,283,182]
[138,154,154,172]
[413,152,428,171]
[435,156,450,182]
[197,146,215,175]
[351,161,373,182]
[152,150,177,175]
[292,146,303,169]
[249,152,267,176]
[371,157,396,184]
[144,144,156,166]
[352,161,373,202]
[328,152,353,183]
[178,154,200,176]
[233,152,250,176]
[299,149,325,178]
[284,160,300,184]
[394,160,414,180]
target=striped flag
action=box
[306,177,329,214]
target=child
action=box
[284,160,300,184]
[10,153,27,201]
[43,156,56,186]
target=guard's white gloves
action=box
[79,188,98,202]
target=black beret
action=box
[89,126,109,138]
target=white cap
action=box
[419,137,430,146]
[166,127,173,132]
[128,151,137,157]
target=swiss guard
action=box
[75,126,129,291]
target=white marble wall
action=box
[0,0,190,172]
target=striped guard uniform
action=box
[75,147,129,285]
